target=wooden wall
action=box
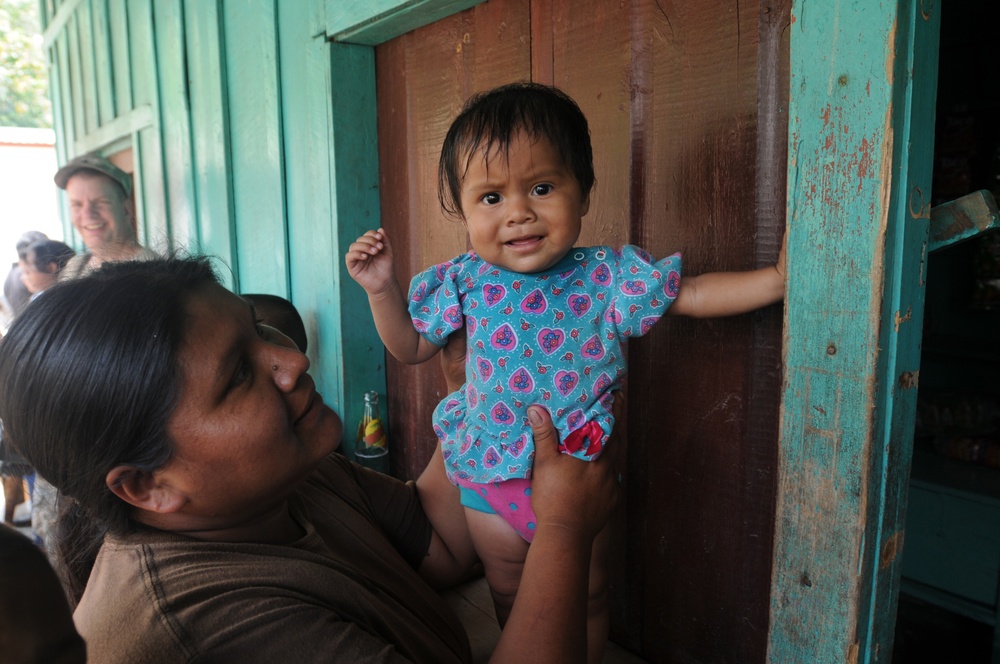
[373,1,789,660]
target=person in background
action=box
[1,231,48,331]
[0,524,86,664]
[21,239,76,299]
[242,293,309,353]
[1,232,53,527]
[53,153,157,278]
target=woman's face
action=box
[156,283,341,528]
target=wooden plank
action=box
[71,104,153,155]
[152,0,197,251]
[41,0,84,48]
[76,0,99,135]
[328,0,485,45]
[48,35,73,242]
[928,190,1000,253]
[328,42,389,457]
[277,0,355,434]
[38,0,53,29]
[51,37,72,161]
[528,0,552,84]
[739,1,792,659]
[66,13,86,142]
[183,0,235,285]
[91,0,116,127]
[767,2,940,661]
[223,0,287,295]
[127,0,168,250]
[628,2,770,660]
[108,0,132,117]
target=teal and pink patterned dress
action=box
[408,245,682,494]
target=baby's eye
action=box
[482,192,501,205]
[532,184,553,196]
[254,319,268,339]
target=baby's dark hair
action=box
[438,82,595,218]
[27,239,75,274]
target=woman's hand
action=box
[527,406,617,541]
[491,406,618,664]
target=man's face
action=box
[65,171,135,253]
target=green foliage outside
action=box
[0,0,51,128]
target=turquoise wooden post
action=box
[768,2,941,662]
[326,42,386,459]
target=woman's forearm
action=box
[489,525,592,663]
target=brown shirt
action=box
[74,454,471,663]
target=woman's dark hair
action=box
[26,239,75,274]
[0,257,218,604]
[438,81,595,218]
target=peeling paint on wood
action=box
[879,530,904,569]
[894,307,911,332]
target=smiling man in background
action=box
[54,153,157,278]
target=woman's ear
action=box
[580,192,591,217]
[105,466,186,514]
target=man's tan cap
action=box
[54,153,132,197]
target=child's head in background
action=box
[241,293,308,354]
[21,239,75,294]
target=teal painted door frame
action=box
[768,1,941,661]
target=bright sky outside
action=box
[1,0,63,267]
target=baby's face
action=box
[459,132,588,273]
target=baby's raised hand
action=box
[346,228,396,295]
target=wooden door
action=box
[374,1,787,660]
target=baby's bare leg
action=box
[415,444,482,587]
[464,507,530,627]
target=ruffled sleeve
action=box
[406,254,470,346]
[609,245,682,338]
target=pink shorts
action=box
[450,421,605,543]
[454,476,537,543]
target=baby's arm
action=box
[669,230,787,318]
[345,228,442,364]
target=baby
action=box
[347,82,785,662]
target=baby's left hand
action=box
[345,228,396,296]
